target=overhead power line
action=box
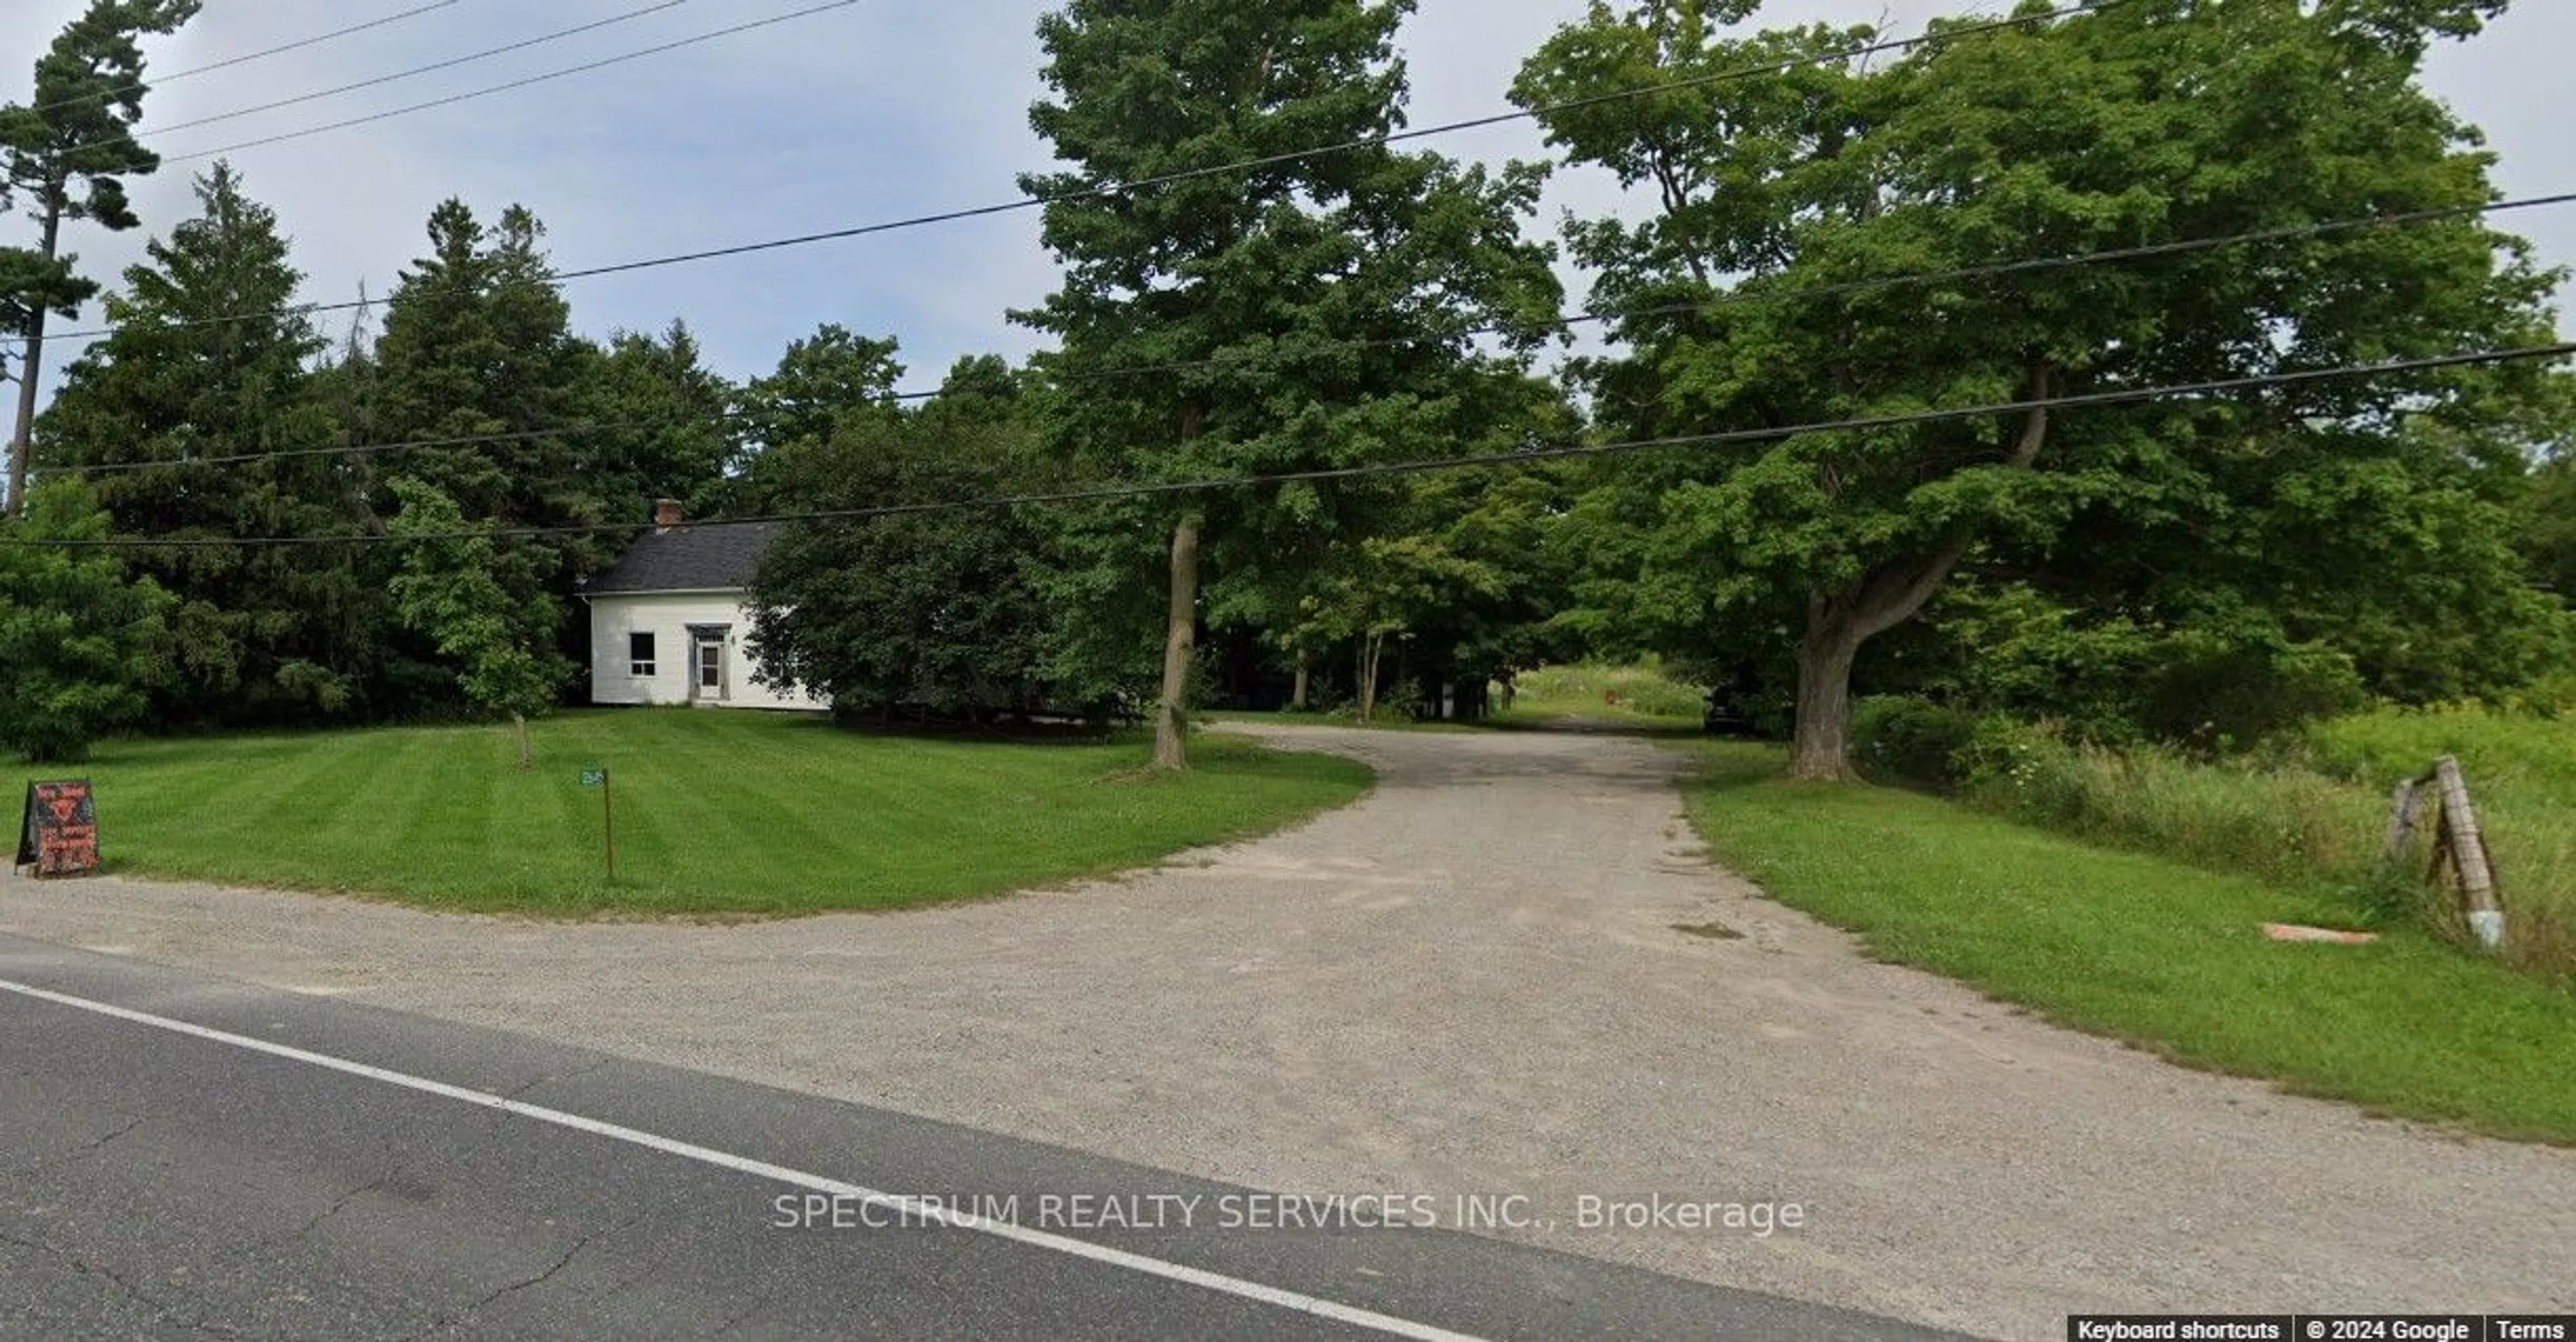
[118,3,688,152]
[9,0,2121,350]
[26,0,468,117]
[12,341,2567,550]
[1041,191,2576,389]
[48,189,2576,480]
[155,1,861,168]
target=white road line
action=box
[0,976,1485,1342]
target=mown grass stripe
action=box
[70,710,1368,919]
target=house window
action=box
[629,632,657,677]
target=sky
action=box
[3,0,2569,410]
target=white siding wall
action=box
[588,590,827,712]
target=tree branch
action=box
[1839,357,2054,641]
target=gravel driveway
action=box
[3,724,2569,1339]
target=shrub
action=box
[1851,696,1982,787]
[2134,632,2368,753]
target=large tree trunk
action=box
[1291,650,1309,711]
[5,207,63,519]
[1150,517,1200,771]
[1788,613,1864,780]
[1787,366,2053,781]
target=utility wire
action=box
[49,189,2575,480]
[1043,191,2576,386]
[110,3,688,152]
[154,1,859,168]
[25,0,468,117]
[12,341,2566,550]
[8,0,2120,350]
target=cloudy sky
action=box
[4,0,2568,407]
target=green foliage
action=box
[574,319,736,521]
[68,711,1371,916]
[0,480,170,762]
[2,0,201,511]
[1882,582,2372,750]
[1949,721,2388,898]
[1846,694,2576,980]
[2532,457,2576,602]
[1289,529,1506,721]
[35,164,380,725]
[365,201,618,674]
[2524,374,2576,604]
[1678,738,2576,1145]
[1020,0,1564,758]
[1849,695,1982,788]
[384,478,567,754]
[1491,660,1708,729]
[726,323,905,513]
[0,0,199,229]
[2306,705,2576,970]
[1517,0,2563,775]
[748,362,1071,720]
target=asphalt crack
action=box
[467,1233,592,1313]
[0,1223,242,1337]
[1,1112,147,1182]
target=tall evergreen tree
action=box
[369,199,602,690]
[573,318,734,518]
[1019,0,1560,768]
[36,164,380,724]
[1,0,201,517]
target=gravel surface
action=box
[4,724,2569,1340]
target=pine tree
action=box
[1,0,202,517]
[36,162,380,725]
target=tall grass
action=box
[1960,735,2390,894]
[2302,706,2576,978]
[1501,661,1705,723]
[1854,700,2576,982]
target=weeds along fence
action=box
[2385,756,2506,951]
[1849,699,2575,982]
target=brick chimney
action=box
[654,499,685,533]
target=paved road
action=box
[0,939,1941,1341]
[3,724,2572,1340]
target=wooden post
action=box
[602,769,616,885]
[2431,756,2503,949]
[2384,776,2430,862]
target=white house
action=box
[584,501,826,712]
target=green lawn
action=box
[55,711,1371,917]
[1677,740,2576,1145]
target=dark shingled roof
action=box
[588,521,780,595]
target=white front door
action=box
[694,636,725,701]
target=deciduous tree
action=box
[1516,0,2557,776]
[747,359,1064,721]
[386,478,566,770]
[1020,0,1560,768]
[0,480,170,761]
